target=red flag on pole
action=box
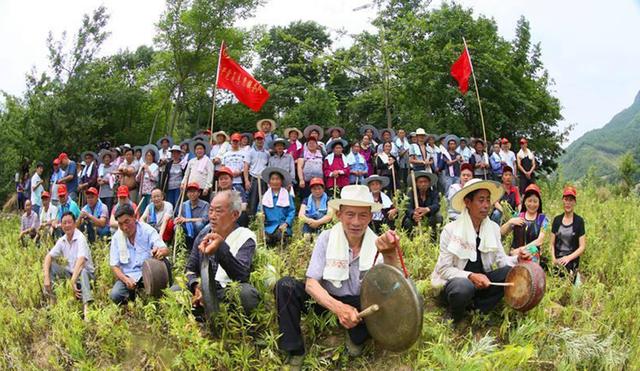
[216,42,270,112]
[450,47,472,94]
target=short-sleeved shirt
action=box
[109,221,166,281]
[500,150,516,170]
[98,163,117,198]
[49,229,95,274]
[57,200,81,221]
[30,173,43,206]
[167,162,183,190]
[40,204,58,225]
[246,146,270,178]
[305,229,381,297]
[63,161,78,194]
[221,149,247,184]
[21,212,40,231]
[551,214,585,258]
[145,201,174,231]
[81,202,109,220]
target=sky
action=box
[1,0,639,145]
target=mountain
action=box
[559,90,640,181]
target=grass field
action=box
[1,179,638,370]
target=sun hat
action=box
[444,134,460,146]
[156,135,174,148]
[212,131,230,142]
[189,139,212,155]
[415,128,427,136]
[328,185,383,212]
[284,127,303,138]
[364,175,390,189]
[169,145,183,153]
[327,138,348,153]
[141,144,160,163]
[414,171,437,185]
[257,119,277,131]
[261,167,292,187]
[326,126,345,137]
[359,125,380,140]
[303,124,324,140]
[450,178,504,213]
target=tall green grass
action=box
[0,180,637,369]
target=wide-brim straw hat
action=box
[359,125,380,140]
[415,128,427,136]
[98,149,114,163]
[270,138,288,150]
[379,128,396,139]
[303,124,324,140]
[364,175,390,189]
[256,119,277,131]
[326,126,345,137]
[327,138,348,153]
[141,144,160,163]
[189,139,212,155]
[155,135,174,148]
[328,185,383,212]
[444,134,460,146]
[81,151,98,162]
[414,171,437,186]
[450,179,504,213]
[284,127,303,138]
[261,166,292,187]
[212,131,230,142]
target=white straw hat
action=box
[328,185,382,212]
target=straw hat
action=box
[444,134,460,146]
[256,119,277,131]
[326,126,345,137]
[450,178,504,212]
[261,167,292,187]
[415,128,427,136]
[364,175,390,189]
[414,171,437,186]
[212,131,230,142]
[303,124,324,140]
[328,185,383,212]
[141,144,160,163]
[359,125,380,140]
[155,136,174,148]
[284,127,303,138]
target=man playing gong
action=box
[431,179,531,322]
[275,185,401,368]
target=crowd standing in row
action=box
[15,119,585,368]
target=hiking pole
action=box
[410,170,422,235]
[174,165,192,261]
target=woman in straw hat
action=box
[136,144,160,214]
[431,179,532,322]
[260,167,295,247]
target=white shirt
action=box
[500,150,517,170]
[30,173,43,206]
[221,149,248,184]
[49,229,95,275]
[40,204,59,225]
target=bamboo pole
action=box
[410,170,422,235]
[173,165,192,261]
[209,41,225,145]
[462,37,488,180]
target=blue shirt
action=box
[263,192,296,235]
[57,199,81,221]
[64,161,79,194]
[109,222,166,281]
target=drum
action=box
[504,261,546,312]
[360,264,423,352]
[142,258,170,298]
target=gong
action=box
[504,261,546,312]
[200,257,219,320]
[142,258,170,298]
[359,264,423,352]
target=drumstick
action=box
[357,304,380,318]
[489,282,514,287]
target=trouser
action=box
[442,175,459,196]
[265,229,290,247]
[129,189,139,204]
[247,176,267,217]
[519,175,534,196]
[490,209,504,225]
[50,262,94,304]
[81,221,110,243]
[182,282,260,318]
[100,197,114,216]
[275,277,370,355]
[399,167,408,189]
[166,189,180,208]
[403,212,443,240]
[51,199,60,207]
[442,266,511,321]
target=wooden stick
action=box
[257,175,266,244]
[462,37,488,164]
[357,304,380,318]
[209,41,224,145]
[390,163,397,195]
[174,166,192,261]
[489,282,514,287]
[410,170,422,235]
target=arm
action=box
[140,206,150,223]
[296,158,305,188]
[517,156,525,174]
[216,239,254,282]
[243,161,251,190]
[305,278,361,329]
[434,229,473,281]
[185,240,203,292]
[69,256,87,285]
[43,253,53,290]
[549,232,557,264]
[298,204,308,224]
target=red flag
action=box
[451,47,472,94]
[216,42,270,112]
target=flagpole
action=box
[463,37,489,180]
[210,41,225,145]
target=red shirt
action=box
[323,155,350,189]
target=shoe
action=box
[345,332,364,357]
[285,354,304,371]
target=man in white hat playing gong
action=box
[275,185,401,369]
[431,179,531,322]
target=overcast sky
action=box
[1,0,639,144]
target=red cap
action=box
[116,185,129,198]
[524,183,541,196]
[501,138,509,144]
[562,186,577,198]
[58,184,68,197]
[231,133,242,142]
[520,138,528,144]
[58,152,69,161]
[216,166,234,178]
[42,191,51,199]
[85,187,99,196]
[186,182,201,191]
[460,163,473,173]
[309,177,325,188]
[253,131,265,139]
[53,158,60,165]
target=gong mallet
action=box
[489,282,514,287]
[410,170,422,235]
[357,304,380,318]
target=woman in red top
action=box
[323,139,350,198]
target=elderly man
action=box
[221,133,248,193]
[215,166,249,227]
[54,185,81,238]
[39,191,58,240]
[175,182,210,251]
[57,153,79,202]
[243,131,269,217]
[20,200,40,246]
[431,179,531,322]
[78,187,109,243]
[275,185,401,368]
[109,203,171,304]
[109,186,139,231]
[43,211,95,317]
[117,147,141,203]
[185,190,260,318]
[257,119,278,152]
[403,172,442,240]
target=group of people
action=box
[16,119,585,369]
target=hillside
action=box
[560,90,640,180]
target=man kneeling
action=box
[43,211,95,317]
[185,190,260,317]
[275,185,400,368]
[431,179,531,322]
[109,203,170,304]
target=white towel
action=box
[446,208,500,261]
[215,227,256,287]
[262,188,290,208]
[114,229,130,264]
[322,222,378,288]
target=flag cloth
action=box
[450,47,472,94]
[216,43,270,112]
